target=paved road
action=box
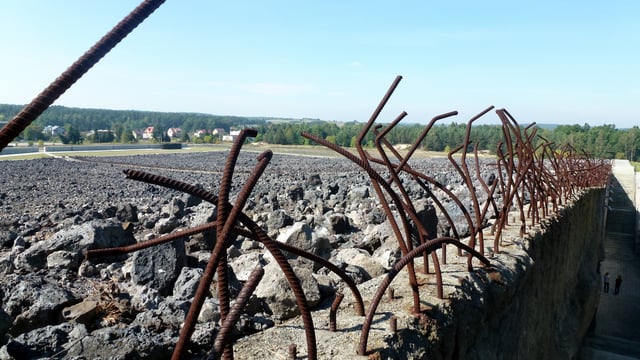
[581,160,640,359]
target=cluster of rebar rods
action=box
[0,1,612,358]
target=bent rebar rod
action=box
[357,237,490,356]
[301,131,425,313]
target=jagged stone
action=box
[0,230,17,249]
[265,209,293,232]
[230,252,266,282]
[46,250,82,270]
[14,219,136,272]
[172,267,203,300]
[325,212,351,234]
[2,274,76,336]
[275,222,331,261]
[132,297,190,333]
[254,260,321,321]
[0,323,77,360]
[116,203,139,222]
[332,248,386,280]
[65,325,173,359]
[131,239,186,296]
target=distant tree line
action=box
[252,121,640,161]
[0,104,638,161]
[0,104,266,144]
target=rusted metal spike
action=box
[329,293,345,332]
[0,0,166,151]
[357,237,490,355]
[212,266,265,357]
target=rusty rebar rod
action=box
[212,266,265,357]
[301,131,425,312]
[329,293,345,332]
[0,0,166,151]
[357,237,490,356]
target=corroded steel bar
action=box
[215,130,262,360]
[372,123,444,297]
[329,292,344,332]
[212,266,265,357]
[372,122,430,269]
[394,110,458,172]
[0,0,166,151]
[446,105,495,263]
[85,221,218,259]
[355,75,403,155]
[173,137,268,360]
[241,214,318,360]
[373,130,457,264]
[301,131,424,313]
[357,237,490,356]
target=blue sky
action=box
[1,1,638,128]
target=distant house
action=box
[86,129,114,143]
[193,129,208,138]
[142,126,155,140]
[222,129,241,142]
[42,125,65,137]
[131,129,144,140]
[167,127,183,139]
[212,128,226,139]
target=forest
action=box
[1,104,638,161]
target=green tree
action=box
[111,123,124,141]
[120,127,135,143]
[180,130,190,143]
[22,124,45,141]
[618,126,640,161]
[66,125,82,144]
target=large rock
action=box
[116,203,139,222]
[2,274,77,336]
[275,222,331,261]
[348,185,370,200]
[0,229,17,249]
[254,260,321,321]
[132,297,190,334]
[414,198,438,240]
[13,219,136,272]
[0,322,81,360]
[265,209,293,233]
[131,239,187,296]
[172,267,203,300]
[65,325,173,359]
[324,212,351,234]
[331,248,387,280]
[230,252,267,282]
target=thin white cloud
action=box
[350,61,362,68]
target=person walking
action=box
[614,274,622,295]
[603,272,610,293]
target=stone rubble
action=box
[0,151,496,359]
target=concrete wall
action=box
[43,143,182,152]
[0,146,39,155]
[393,188,605,359]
